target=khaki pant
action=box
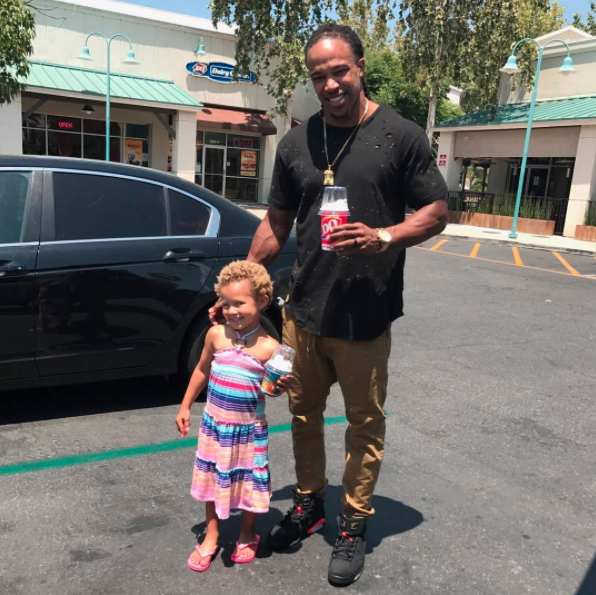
[282,309,391,519]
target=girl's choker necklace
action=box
[234,324,261,349]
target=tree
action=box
[398,1,477,143]
[461,0,565,113]
[572,2,596,35]
[398,1,565,140]
[0,0,35,105]
[210,0,395,117]
[365,49,463,128]
[336,0,391,51]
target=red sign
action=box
[440,154,447,159]
[58,121,74,130]
[233,137,256,148]
[191,62,208,76]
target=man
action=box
[212,23,448,585]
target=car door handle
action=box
[0,262,29,277]
[163,249,205,262]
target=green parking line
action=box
[0,415,349,477]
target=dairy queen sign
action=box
[186,61,257,84]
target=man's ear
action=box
[358,57,365,76]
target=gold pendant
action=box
[323,169,334,186]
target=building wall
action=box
[500,37,596,104]
[454,127,580,158]
[31,0,277,112]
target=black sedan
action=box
[0,156,295,391]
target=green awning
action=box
[437,95,596,129]
[22,60,202,109]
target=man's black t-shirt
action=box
[269,105,447,341]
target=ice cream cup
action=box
[320,209,349,251]
[319,186,349,251]
[261,364,288,397]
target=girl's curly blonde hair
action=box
[214,260,274,303]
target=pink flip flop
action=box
[187,544,219,572]
[230,534,260,564]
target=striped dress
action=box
[191,348,270,519]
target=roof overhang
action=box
[197,106,277,135]
[439,119,596,133]
[22,60,203,111]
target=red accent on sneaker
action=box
[296,506,302,513]
[307,519,326,535]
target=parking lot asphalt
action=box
[1,238,595,595]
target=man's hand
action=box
[208,298,225,326]
[329,222,380,257]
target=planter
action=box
[448,211,555,236]
[575,225,596,242]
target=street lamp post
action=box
[79,33,138,162]
[500,38,575,238]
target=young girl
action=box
[175,260,290,572]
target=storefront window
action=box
[48,131,82,158]
[204,132,226,146]
[22,128,46,155]
[22,113,46,129]
[83,119,121,136]
[195,131,204,184]
[505,157,575,199]
[83,135,121,163]
[227,135,260,150]
[47,115,82,133]
[22,112,147,166]
[196,131,262,202]
[225,177,258,202]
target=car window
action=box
[0,172,31,244]
[169,189,210,236]
[52,173,167,241]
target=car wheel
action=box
[181,312,281,383]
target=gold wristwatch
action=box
[376,228,392,253]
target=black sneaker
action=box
[328,515,367,586]
[267,486,326,551]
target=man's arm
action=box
[390,198,448,249]
[247,206,297,266]
[329,198,448,257]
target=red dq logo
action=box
[192,62,208,76]
[321,215,341,237]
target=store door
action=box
[203,146,225,197]
[525,167,549,198]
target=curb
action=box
[439,231,596,257]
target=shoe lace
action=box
[332,531,356,560]
[281,503,308,528]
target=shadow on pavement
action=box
[0,376,190,425]
[268,484,424,554]
[575,551,596,595]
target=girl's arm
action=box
[175,326,219,436]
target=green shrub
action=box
[519,198,549,220]
[585,202,596,226]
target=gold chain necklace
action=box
[323,100,369,186]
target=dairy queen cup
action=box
[261,345,296,397]
[319,186,349,251]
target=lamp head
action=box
[123,49,139,64]
[81,104,95,114]
[559,56,575,76]
[195,38,207,56]
[79,46,92,61]
[500,55,520,75]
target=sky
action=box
[119,0,594,24]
